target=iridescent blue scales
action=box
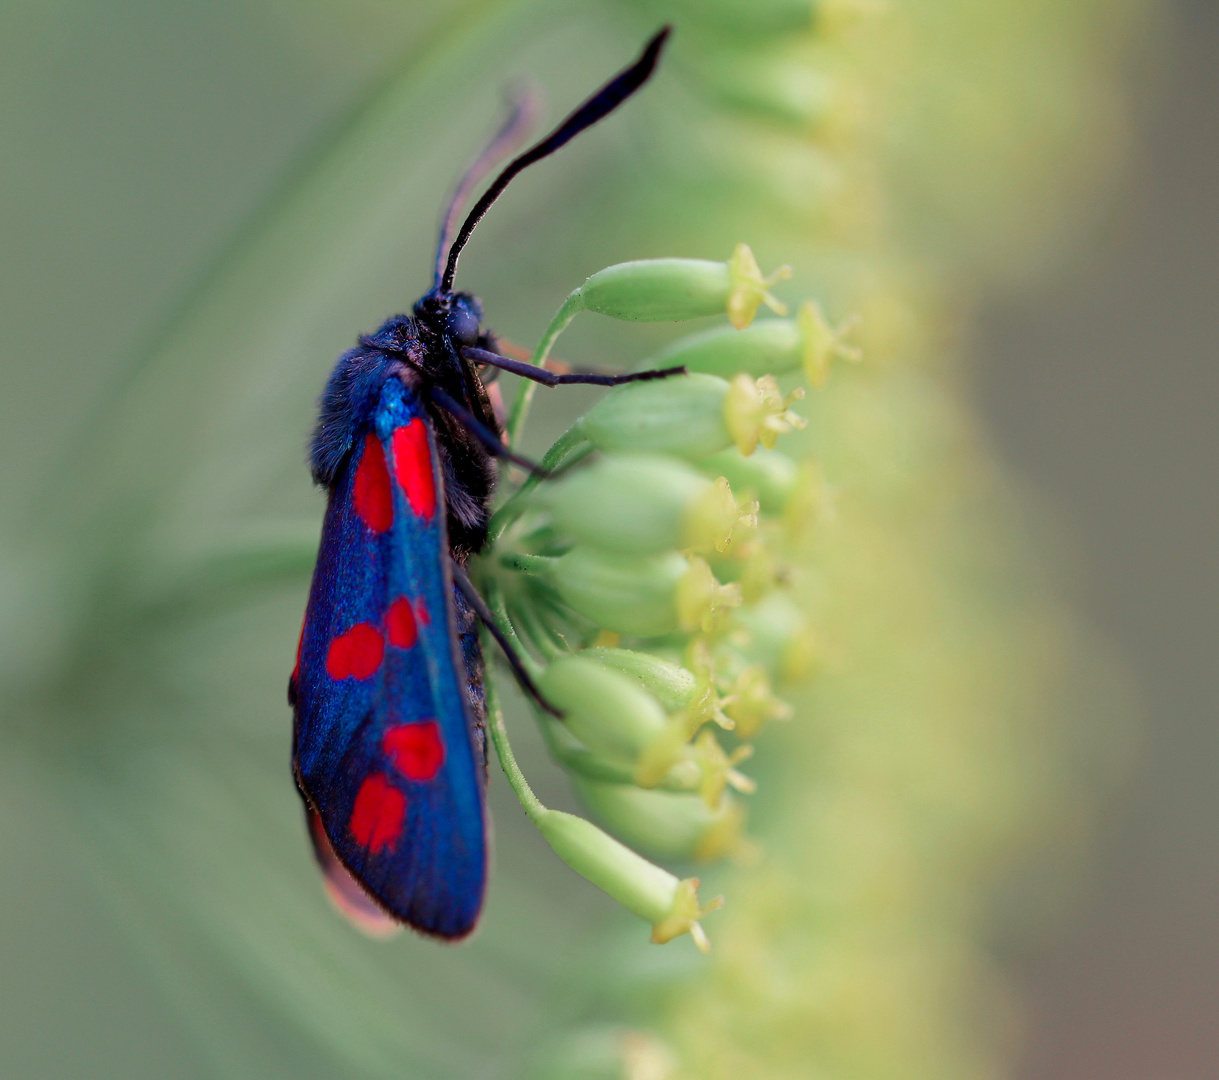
[292,374,487,939]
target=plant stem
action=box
[506,287,586,447]
[483,650,547,825]
[488,425,592,544]
[511,599,566,661]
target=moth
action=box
[289,28,677,938]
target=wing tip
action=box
[306,806,403,938]
[302,799,487,941]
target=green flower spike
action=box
[476,238,817,954]
[797,298,861,387]
[535,653,741,791]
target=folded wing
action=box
[292,376,486,939]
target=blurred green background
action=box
[0,1,1212,1077]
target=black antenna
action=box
[433,88,540,290]
[439,26,671,294]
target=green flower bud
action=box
[736,542,782,605]
[551,549,688,637]
[582,646,698,713]
[639,300,859,386]
[579,373,735,460]
[633,716,693,789]
[676,555,743,634]
[688,476,759,555]
[579,371,805,462]
[781,460,834,544]
[723,373,807,455]
[572,776,748,862]
[538,655,669,766]
[542,454,756,555]
[550,549,740,638]
[534,808,722,949]
[643,317,805,379]
[699,446,801,514]
[572,243,789,327]
[734,592,820,683]
[580,259,732,322]
[534,652,749,791]
[588,644,735,740]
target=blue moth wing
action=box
[292,375,487,939]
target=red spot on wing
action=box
[415,596,430,626]
[326,623,384,680]
[386,598,417,649]
[348,774,406,853]
[353,432,393,532]
[392,420,436,519]
[383,721,445,782]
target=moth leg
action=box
[427,386,545,475]
[451,562,563,718]
[463,346,685,388]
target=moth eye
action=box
[446,295,482,345]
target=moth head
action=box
[412,288,482,347]
[445,292,483,346]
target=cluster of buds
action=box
[478,244,857,950]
